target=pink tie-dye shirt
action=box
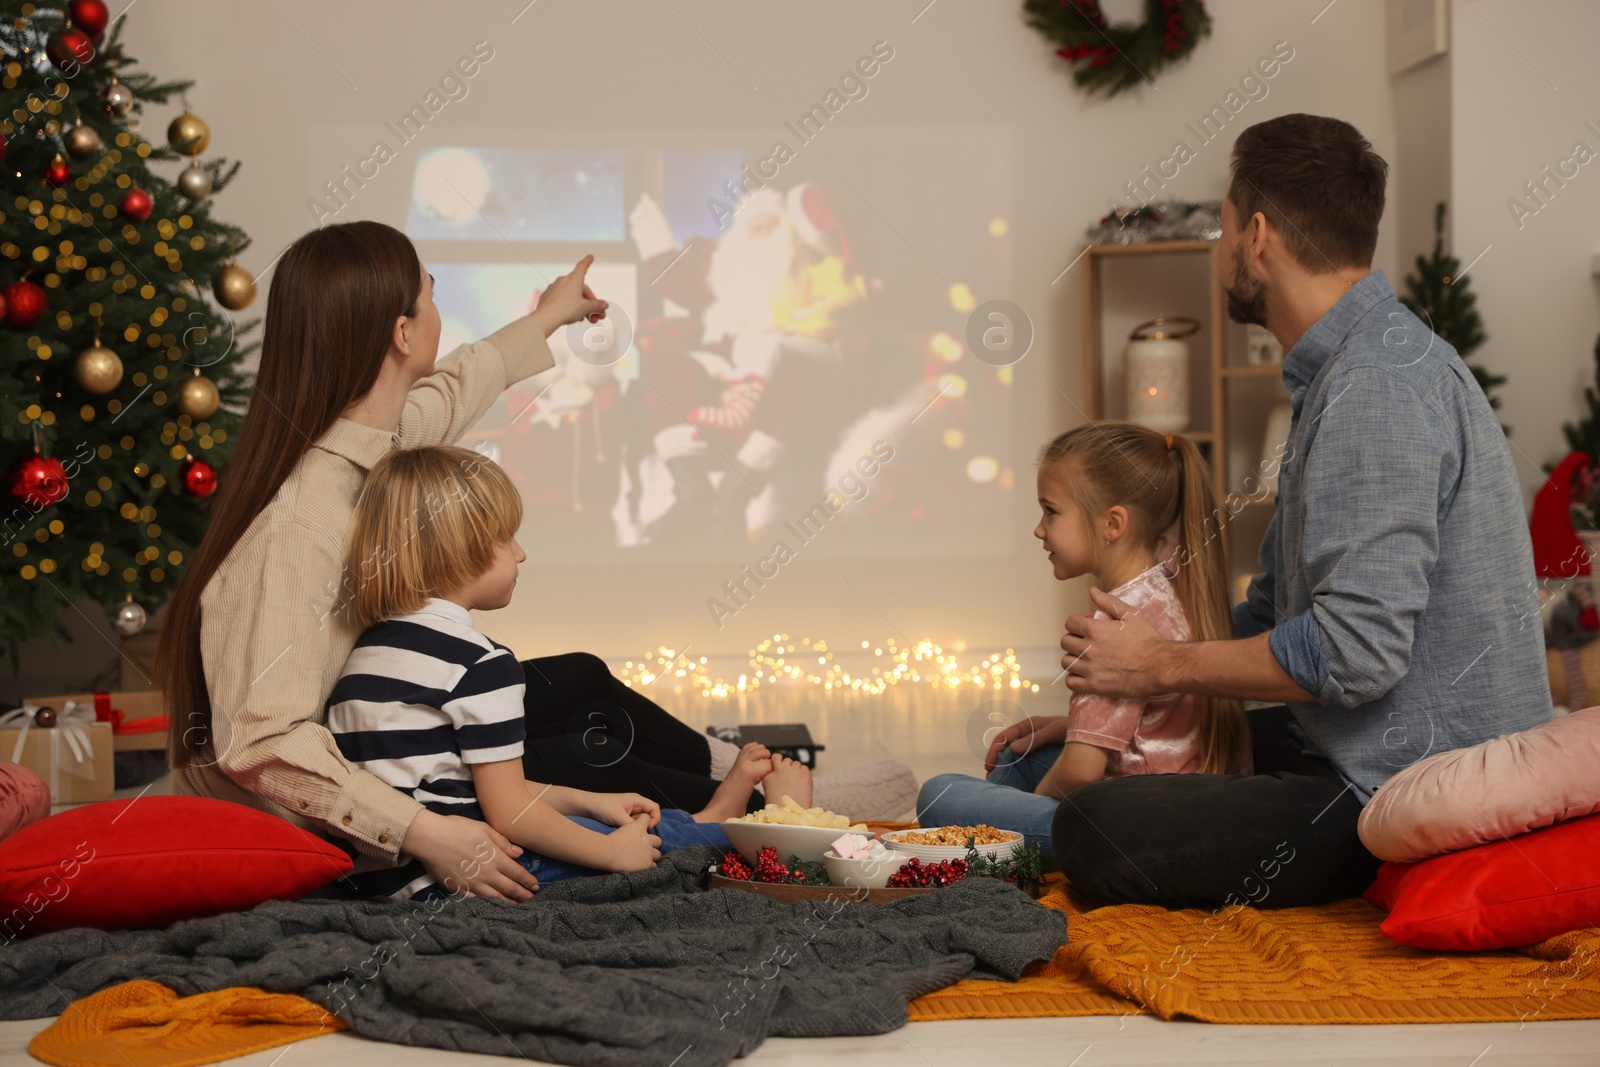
[1064,562,1245,777]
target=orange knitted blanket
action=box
[910,878,1600,1024]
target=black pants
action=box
[1052,706,1383,909]
[518,652,763,816]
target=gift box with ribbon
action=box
[0,703,113,804]
[22,690,170,753]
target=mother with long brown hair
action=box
[155,221,793,900]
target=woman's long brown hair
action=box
[1042,422,1247,775]
[157,221,423,771]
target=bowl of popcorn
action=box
[881,824,1023,864]
[722,796,869,864]
[823,833,898,890]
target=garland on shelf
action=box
[1022,0,1212,98]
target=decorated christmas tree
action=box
[1398,201,1508,434]
[0,0,256,671]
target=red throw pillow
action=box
[1364,811,1600,951]
[0,796,353,938]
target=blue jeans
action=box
[412,809,726,902]
[917,745,1064,865]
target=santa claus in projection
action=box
[620,182,868,545]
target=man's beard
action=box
[1224,242,1269,326]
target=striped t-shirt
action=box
[325,597,526,898]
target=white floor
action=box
[4,652,1599,1065]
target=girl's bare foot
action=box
[695,742,771,823]
[763,753,814,810]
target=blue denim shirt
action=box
[1232,270,1550,800]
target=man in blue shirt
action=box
[1049,114,1551,908]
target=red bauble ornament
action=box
[3,280,46,328]
[45,27,95,71]
[8,452,68,507]
[44,155,71,187]
[120,187,153,222]
[68,0,110,40]
[0,131,7,163]
[181,457,217,498]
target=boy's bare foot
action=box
[695,742,771,823]
[763,753,814,810]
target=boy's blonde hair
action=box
[343,445,522,629]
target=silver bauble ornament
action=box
[112,597,147,636]
[102,75,134,117]
[64,120,101,160]
[177,160,212,202]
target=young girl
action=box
[917,422,1251,862]
[327,445,785,901]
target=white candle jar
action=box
[1124,316,1198,433]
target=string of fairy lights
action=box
[618,634,1040,697]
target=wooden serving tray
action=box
[706,873,936,904]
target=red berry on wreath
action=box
[120,187,153,222]
[44,154,72,187]
[8,452,68,507]
[68,0,110,40]
[46,27,95,71]
[3,279,46,328]
[181,456,218,497]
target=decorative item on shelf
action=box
[1124,316,1198,433]
[167,107,210,156]
[119,185,153,222]
[180,456,218,498]
[212,259,255,310]
[1085,199,1222,245]
[1022,0,1213,99]
[3,277,47,328]
[63,118,102,160]
[73,325,122,394]
[177,369,219,419]
[1245,323,1284,365]
[111,592,148,637]
[1257,401,1294,498]
[176,159,212,202]
[43,153,72,187]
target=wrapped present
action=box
[22,690,169,753]
[0,704,113,804]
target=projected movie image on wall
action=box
[406,140,1012,564]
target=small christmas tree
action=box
[1561,332,1600,467]
[0,0,257,671]
[1399,201,1508,434]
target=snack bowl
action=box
[824,849,898,891]
[721,820,848,865]
[882,826,1024,865]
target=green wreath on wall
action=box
[1023,0,1213,98]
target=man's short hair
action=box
[1229,114,1388,273]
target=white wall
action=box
[1450,0,1600,497]
[44,0,1402,670]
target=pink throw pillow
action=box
[1358,705,1600,862]
[0,763,50,840]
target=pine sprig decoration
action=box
[964,838,1044,886]
[1398,201,1508,434]
[1022,0,1212,98]
[0,0,258,671]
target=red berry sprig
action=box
[718,849,752,881]
[887,857,969,889]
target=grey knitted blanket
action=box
[0,846,1065,1067]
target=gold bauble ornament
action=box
[213,261,256,310]
[167,109,210,156]
[102,74,134,117]
[74,342,122,394]
[177,159,212,202]
[177,371,219,419]
[64,119,101,160]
